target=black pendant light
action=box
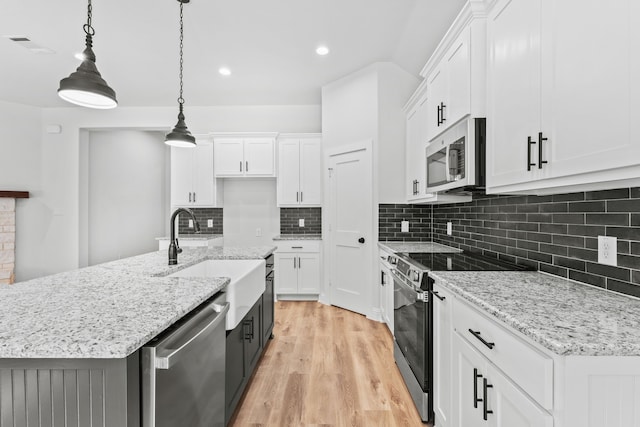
[58,0,117,109]
[165,0,196,148]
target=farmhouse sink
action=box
[169,259,266,330]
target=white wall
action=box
[32,104,320,277]
[84,130,169,266]
[222,179,280,246]
[0,100,47,281]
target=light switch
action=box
[401,221,409,233]
[299,219,305,227]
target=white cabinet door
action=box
[170,146,194,206]
[299,138,322,205]
[433,284,454,427]
[277,139,301,205]
[486,364,553,427]
[214,138,244,176]
[406,94,428,201]
[426,66,448,142]
[298,253,320,294]
[542,0,639,179]
[486,0,543,188]
[193,142,214,206]
[453,333,486,427]
[244,138,275,176]
[446,27,471,127]
[275,253,298,294]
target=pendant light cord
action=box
[83,0,95,45]
[178,1,185,108]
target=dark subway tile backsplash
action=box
[379,204,432,242]
[280,207,322,235]
[178,208,223,235]
[430,188,640,299]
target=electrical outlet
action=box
[299,219,305,227]
[447,222,452,236]
[598,236,617,266]
[401,221,409,233]
[256,227,262,237]
[207,219,213,228]
[188,219,193,228]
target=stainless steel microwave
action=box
[425,118,485,193]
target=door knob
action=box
[358,237,365,244]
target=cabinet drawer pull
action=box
[473,368,483,408]
[240,161,243,172]
[246,161,248,172]
[483,378,494,420]
[431,290,445,301]
[188,192,192,203]
[296,191,299,202]
[298,257,301,268]
[437,104,442,126]
[193,192,196,203]
[468,329,495,349]
[538,132,548,169]
[300,191,303,202]
[440,102,446,123]
[291,246,303,249]
[293,258,296,269]
[527,136,536,171]
[243,319,254,343]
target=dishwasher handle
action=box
[154,299,229,370]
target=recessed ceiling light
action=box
[4,35,55,54]
[316,46,330,56]
[219,67,231,76]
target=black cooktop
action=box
[399,251,534,272]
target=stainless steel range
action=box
[389,250,533,423]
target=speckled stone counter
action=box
[378,241,462,253]
[155,233,224,241]
[430,271,640,356]
[273,234,322,240]
[0,246,275,359]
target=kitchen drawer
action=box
[275,241,320,253]
[453,298,553,410]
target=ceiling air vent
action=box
[4,35,55,54]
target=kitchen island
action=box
[0,245,275,427]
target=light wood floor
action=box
[228,301,428,427]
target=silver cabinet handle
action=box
[294,257,296,269]
[298,257,301,268]
[246,161,248,172]
[154,301,229,369]
[188,192,192,203]
[296,192,299,202]
[301,191,303,202]
[193,192,196,203]
[240,161,243,172]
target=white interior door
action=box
[326,141,372,316]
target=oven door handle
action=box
[154,299,229,370]
[391,272,421,301]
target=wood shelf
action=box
[0,191,29,199]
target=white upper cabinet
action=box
[406,89,429,201]
[171,138,222,207]
[486,0,640,194]
[213,134,277,178]
[277,135,321,207]
[423,4,486,142]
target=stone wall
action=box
[0,198,15,284]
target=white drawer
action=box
[453,298,553,410]
[275,240,320,253]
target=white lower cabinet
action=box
[432,283,453,427]
[451,331,552,427]
[435,280,640,427]
[274,240,320,298]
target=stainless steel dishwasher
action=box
[141,293,229,427]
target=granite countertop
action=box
[273,234,322,240]
[0,245,276,359]
[378,241,462,254]
[156,234,224,241]
[431,271,640,357]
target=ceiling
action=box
[0,0,466,108]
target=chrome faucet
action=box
[168,207,201,265]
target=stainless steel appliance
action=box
[142,293,229,427]
[390,251,532,423]
[425,118,486,194]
